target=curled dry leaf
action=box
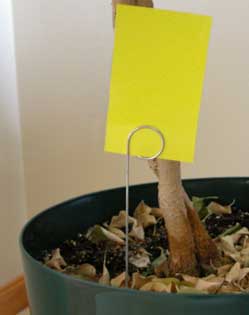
[152,277,180,286]
[45,248,67,271]
[129,224,145,241]
[218,228,249,267]
[238,268,249,282]
[131,272,155,289]
[207,201,233,215]
[152,247,168,276]
[77,263,96,279]
[134,201,157,228]
[181,274,198,286]
[225,262,241,283]
[140,281,172,293]
[138,213,157,228]
[195,278,224,293]
[134,201,151,216]
[108,226,126,239]
[110,210,145,240]
[111,272,126,288]
[129,248,151,268]
[218,235,237,254]
[99,259,110,285]
[217,264,233,277]
[218,283,242,293]
[240,247,249,267]
[110,210,136,229]
[231,227,249,243]
[86,225,124,245]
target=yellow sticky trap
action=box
[105,5,212,162]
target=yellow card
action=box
[105,5,212,162]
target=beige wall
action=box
[0,0,26,285]
[13,0,249,217]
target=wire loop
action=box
[125,125,165,287]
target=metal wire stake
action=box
[125,125,165,287]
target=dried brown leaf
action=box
[108,226,126,239]
[140,281,171,292]
[129,224,145,241]
[86,225,124,245]
[110,210,136,229]
[111,272,126,288]
[225,262,241,283]
[99,260,110,285]
[134,201,157,228]
[45,248,67,271]
[77,264,96,278]
[217,264,233,277]
[129,248,151,268]
[181,274,198,286]
[195,278,224,293]
[131,273,155,289]
[207,201,232,215]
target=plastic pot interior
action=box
[21,178,249,315]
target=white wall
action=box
[0,0,26,285]
[12,0,249,217]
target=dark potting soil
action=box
[39,205,249,279]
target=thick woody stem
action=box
[112,0,153,26]
[157,160,198,275]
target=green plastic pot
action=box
[20,178,249,315]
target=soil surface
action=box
[39,204,249,279]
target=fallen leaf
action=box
[225,262,241,283]
[86,225,124,245]
[231,227,249,244]
[152,277,180,286]
[134,201,157,228]
[77,264,96,278]
[111,272,126,288]
[218,283,241,293]
[207,201,233,215]
[108,226,126,239]
[131,272,155,289]
[219,235,237,253]
[152,248,168,276]
[238,268,249,282]
[45,248,67,271]
[152,248,167,268]
[129,248,151,268]
[110,210,136,229]
[181,274,198,286]
[140,281,171,292]
[129,224,145,241]
[217,264,232,277]
[195,278,224,293]
[134,201,152,216]
[99,259,110,285]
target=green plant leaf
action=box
[192,196,217,212]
